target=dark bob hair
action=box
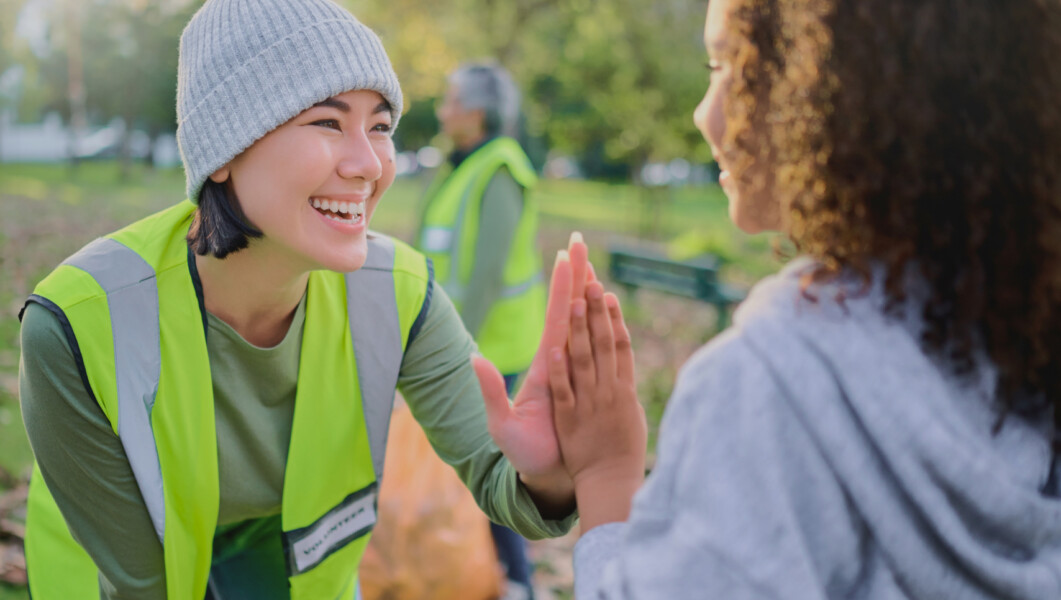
[186,179,262,259]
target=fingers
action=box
[605,292,636,387]
[568,232,589,308]
[472,354,510,432]
[547,347,576,418]
[585,282,617,388]
[568,297,596,401]
[540,250,573,353]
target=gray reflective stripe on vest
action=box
[443,267,542,304]
[439,182,479,304]
[59,235,404,551]
[62,237,166,542]
[344,234,402,481]
[500,272,544,299]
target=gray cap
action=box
[176,0,403,203]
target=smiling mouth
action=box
[311,197,365,223]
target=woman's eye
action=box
[372,122,392,134]
[312,119,341,130]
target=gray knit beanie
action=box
[176,0,403,203]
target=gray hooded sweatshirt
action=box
[574,257,1061,599]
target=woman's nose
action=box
[336,130,383,181]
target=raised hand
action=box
[548,281,646,531]
[472,233,591,516]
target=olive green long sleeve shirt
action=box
[19,278,574,598]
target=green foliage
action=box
[393,97,442,153]
[520,0,713,170]
[349,0,713,174]
[9,0,715,176]
[13,0,196,146]
[0,585,29,600]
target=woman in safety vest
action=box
[17,0,606,597]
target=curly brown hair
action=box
[723,0,1061,417]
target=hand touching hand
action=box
[472,233,592,517]
[548,282,646,531]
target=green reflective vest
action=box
[23,200,431,599]
[416,137,545,374]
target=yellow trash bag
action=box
[360,401,504,600]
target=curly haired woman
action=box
[545,0,1061,597]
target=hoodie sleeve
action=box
[573,328,871,599]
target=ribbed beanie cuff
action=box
[176,0,403,203]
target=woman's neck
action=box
[194,244,310,347]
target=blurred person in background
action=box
[415,61,546,600]
[541,0,1061,598]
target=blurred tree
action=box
[353,0,712,178]
[13,0,712,181]
[17,0,195,173]
[78,0,195,173]
[0,1,21,159]
[520,0,712,177]
[392,97,441,153]
[0,1,29,93]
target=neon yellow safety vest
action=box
[22,201,431,599]
[416,137,545,374]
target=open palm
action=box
[473,236,591,503]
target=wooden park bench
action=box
[607,244,745,332]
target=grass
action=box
[0,160,784,598]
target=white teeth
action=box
[311,197,367,222]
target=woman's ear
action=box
[209,165,231,183]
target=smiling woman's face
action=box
[693,0,782,235]
[209,89,396,274]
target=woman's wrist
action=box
[518,470,577,520]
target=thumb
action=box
[472,354,510,430]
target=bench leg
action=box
[714,302,731,333]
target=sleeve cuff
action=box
[574,522,628,599]
[508,466,579,538]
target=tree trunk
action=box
[144,126,161,169]
[119,126,132,181]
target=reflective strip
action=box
[443,271,541,303]
[63,237,165,542]
[436,182,478,305]
[500,272,544,299]
[418,226,453,253]
[345,235,402,481]
[284,483,378,575]
[445,182,479,294]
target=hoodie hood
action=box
[733,257,1061,599]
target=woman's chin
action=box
[316,244,369,274]
[730,205,769,235]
